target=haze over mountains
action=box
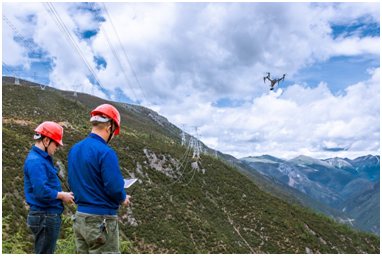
[240,154,380,235]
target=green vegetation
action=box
[2,82,380,253]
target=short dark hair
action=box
[91,120,112,130]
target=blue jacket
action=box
[68,133,126,215]
[24,146,63,214]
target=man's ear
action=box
[107,125,112,134]
[43,137,50,145]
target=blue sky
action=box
[2,2,380,159]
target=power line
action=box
[43,2,110,99]
[3,62,50,104]
[192,126,201,159]
[182,165,198,186]
[88,2,139,103]
[2,14,68,90]
[165,146,193,187]
[129,3,154,63]
[101,2,151,107]
[42,2,112,100]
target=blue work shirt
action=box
[24,146,63,214]
[68,133,126,215]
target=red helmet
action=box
[34,121,64,146]
[90,104,121,135]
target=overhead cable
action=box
[2,14,68,90]
[42,2,112,101]
[88,2,139,103]
[2,61,51,105]
[101,2,151,107]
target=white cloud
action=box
[2,2,379,160]
[331,36,380,56]
[161,68,380,160]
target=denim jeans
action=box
[27,210,62,254]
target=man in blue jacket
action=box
[24,121,74,254]
[68,104,131,254]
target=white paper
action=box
[123,178,138,189]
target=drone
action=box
[263,73,286,90]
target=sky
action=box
[2,2,380,160]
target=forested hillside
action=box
[2,81,379,254]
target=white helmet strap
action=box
[90,115,111,123]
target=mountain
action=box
[322,157,357,174]
[347,155,380,182]
[237,155,371,233]
[240,155,287,181]
[2,78,380,253]
[242,155,346,207]
[241,154,380,235]
[339,180,380,236]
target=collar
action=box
[89,133,107,145]
[32,145,50,158]
[32,145,54,165]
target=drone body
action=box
[263,73,286,90]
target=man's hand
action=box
[120,195,131,206]
[57,192,75,204]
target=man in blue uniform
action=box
[24,121,74,254]
[68,104,131,254]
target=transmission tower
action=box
[192,126,200,159]
[116,91,123,102]
[189,136,194,150]
[180,124,187,146]
[13,70,21,84]
[33,72,45,90]
[73,84,83,96]
[199,135,203,154]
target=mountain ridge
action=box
[240,154,380,235]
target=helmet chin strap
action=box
[106,121,117,144]
[35,134,51,153]
[43,138,52,153]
